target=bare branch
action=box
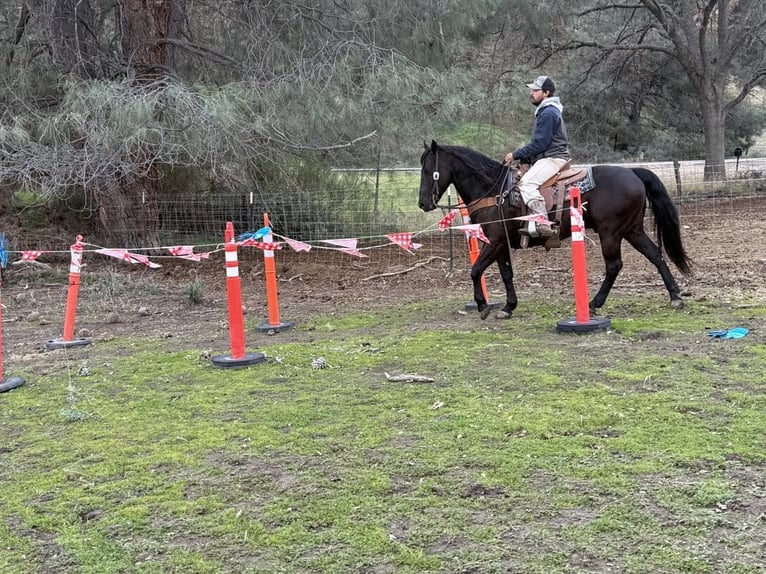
[158,38,244,70]
[552,40,676,58]
[724,68,766,111]
[577,3,645,18]
[276,131,378,152]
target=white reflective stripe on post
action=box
[225,250,238,262]
[571,231,584,241]
[70,250,82,274]
[226,266,239,278]
[264,229,275,258]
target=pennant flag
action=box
[95,248,162,268]
[237,227,271,242]
[437,211,458,231]
[126,252,162,268]
[95,248,128,261]
[339,248,368,258]
[239,239,282,251]
[386,233,422,252]
[455,224,490,244]
[168,245,194,257]
[21,250,44,261]
[167,245,210,262]
[320,238,358,249]
[281,236,312,252]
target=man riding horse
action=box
[503,75,569,241]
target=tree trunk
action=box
[97,169,161,249]
[119,0,184,76]
[701,96,726,182]
[94,0,185,247]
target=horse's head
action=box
[418,140,453,212]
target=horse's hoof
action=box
[671,299,684,310]
[479,307,491,320]
[494,310,512,320]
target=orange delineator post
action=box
[256,213,293,333]
[224,222,246,359]
[459,205,490,302]
[555,185,610,333]
[63,235,84,341]
[263,213,280,326]
[0,275,25,392]
[0,279,4,379]
[569,186,590,323]
[45,235,91,350]
[211,222,265,367]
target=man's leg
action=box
[518,158,568,237]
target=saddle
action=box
[465,162,590,249]
[517,160,589,222]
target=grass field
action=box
[1,292,764,574]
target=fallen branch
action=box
[362,256,444,281]
[532,267,567,272]
[385,372,435,383]
[613,283,662,289]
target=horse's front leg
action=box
[470,244,502,320]
[494,250,517,319]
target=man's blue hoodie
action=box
[511,97,570,163]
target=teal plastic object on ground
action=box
[707,327,749,339]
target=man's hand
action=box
[503,152,514,165]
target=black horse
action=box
[418,140,692,319]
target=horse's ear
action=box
[423,140,429,152]
[430,140,438,153]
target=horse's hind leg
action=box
[626,230,684,308]
[495,252,517,319]
[590,236,623,310]
[470,244,502,320]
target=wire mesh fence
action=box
[3,156,765,273]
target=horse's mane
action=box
[434,145,504,189]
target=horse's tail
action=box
[631,167,692,276]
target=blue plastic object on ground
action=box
[707,327,749,339]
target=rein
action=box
[428,150,516,257]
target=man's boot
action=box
[521,198,556,238]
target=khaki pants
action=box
[519,157,569,205]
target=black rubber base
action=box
[0,377,25,393]
[211,352,267,368]
[255,320,295,333]
[556,316,611,334]
[45,337,92,350]
[464,301,502,312]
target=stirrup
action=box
[519,222,556,239]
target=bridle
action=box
[428,149,463,210]
[429,149,444,208]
